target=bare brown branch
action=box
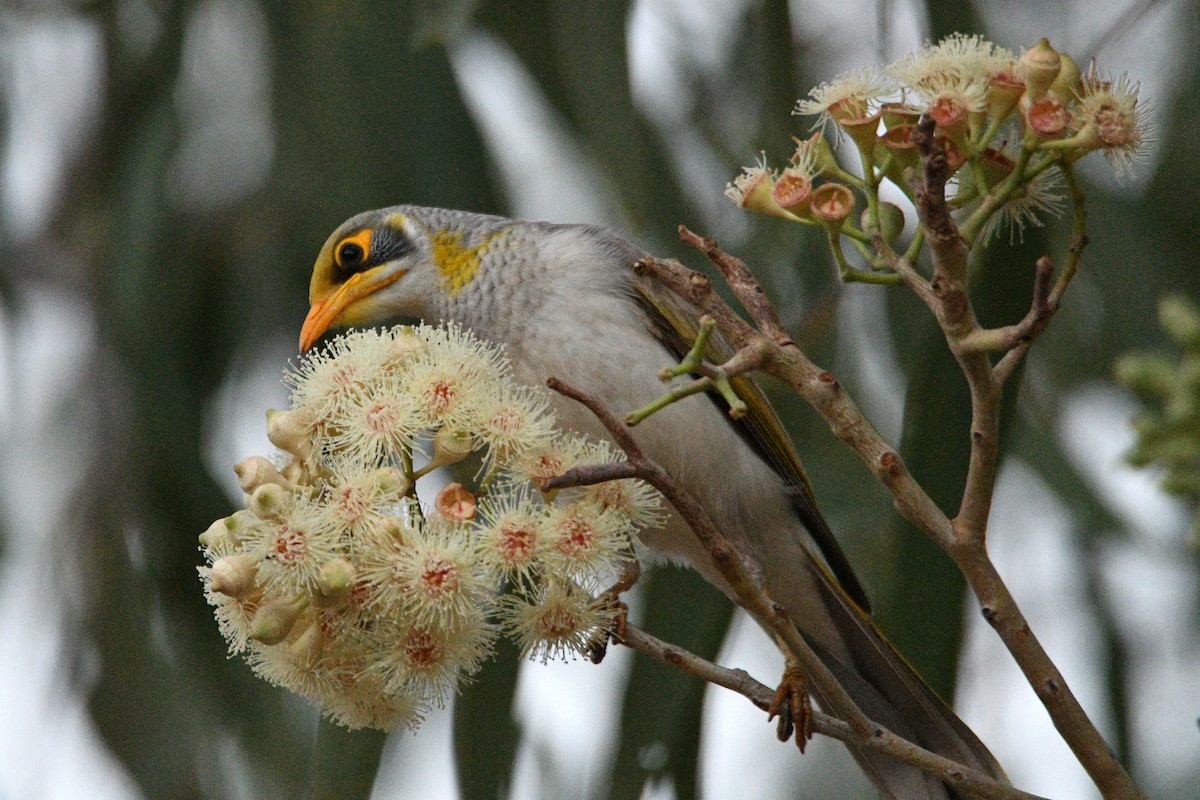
[619,623,1049,800]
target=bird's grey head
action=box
[299,206,516,352]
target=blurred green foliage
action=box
[4,0,1199,798]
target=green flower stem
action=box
[625,377,714,426]
[903,226,926,266]
[829,228,903,286]
[1053,161,1088,303]
[839,223,872,244]
[660,316,717,380]
[711,372,749,418]
[959,143,1034,244]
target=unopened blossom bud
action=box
[435,483,477,523]
[250,483,288,520]
[249,594,308,644]
[862,202,906,244]
[771,169,813,215]
[280,459,308,486]
[372,467,411,497]
[315,557,355,606]
[378,516,413,544]
[430,428,474,469]
[288,622,324,663]
[1027,96,1071,138]
[1017,39,1061,102]
[809,183,855,232]
[210,554,258,597]
[235,456,291,493]
[266,408,314,460]
[388,326,426,364]
[1048,53,1081,103]
[200,516,237,549]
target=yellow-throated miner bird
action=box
[299,206,1006,798]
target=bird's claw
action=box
[586,594,629,664]
[767,663,813,753]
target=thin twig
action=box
[619,623,1050,800]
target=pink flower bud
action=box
[210,554,258,597]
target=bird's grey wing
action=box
[626,263,871,611]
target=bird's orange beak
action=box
[299,268,406,352]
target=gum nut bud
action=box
[234,456,290,493]
[316,557,355,604]
[1048,53,1082,102]
[379,516,412,544]
[432,428,474,467]
[1018,38,1062,101]
[372,466,411,497]
[1027,96,1071,137]
[250,483,288,520]
[809,183,855,226]
[388,326,427,363]
[862,201,906,244]
[210,554,258,597]
[435,482,477,523]
[266,409,313,459]
[1161,295,1200,349]
[288,623,324,663]
[772,169,813,213]
[281,459,308,486]
[249,595,308,645]
[199,517,233,549]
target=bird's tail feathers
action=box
[804,559,1008,799]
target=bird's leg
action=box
[586,554,642,664]
[768,647,814,753]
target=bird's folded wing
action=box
[630,271,871,611]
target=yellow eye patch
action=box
[334,228,373,270]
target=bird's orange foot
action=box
[768,662,813,753]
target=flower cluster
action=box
[199,324,662,730]
[727,35,1151,247]
[1117,295,1200,544]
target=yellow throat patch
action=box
[431,228,506,297]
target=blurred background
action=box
[2,0,1198,798]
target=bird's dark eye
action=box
[338,242,364,267]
